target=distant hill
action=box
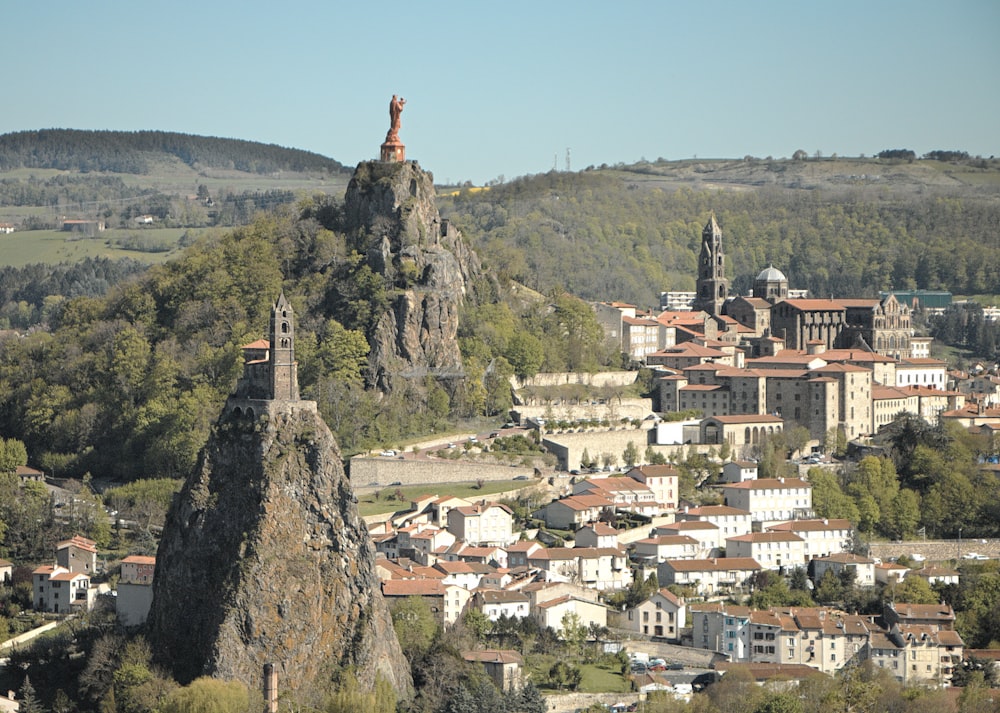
[438,156,1000,307]
[0,128,350,175]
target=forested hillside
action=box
[440,159,1000,308]
[0,129,349,175]
[0,194,617,481]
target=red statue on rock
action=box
[381,94,407,162]
[387,94,405,142]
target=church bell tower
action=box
[695,215,730,316]
[269,292,299,401]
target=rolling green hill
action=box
[438,156,1000,307]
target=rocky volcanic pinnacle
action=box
[148,406,412,701]
[344,160,485,390]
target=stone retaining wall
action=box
[868,539,1000,562]
[349,457,538,491]
[513,398,654,425]
[510,371,639,389]
[543,428,713,471]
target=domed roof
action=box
[756,265,787,282]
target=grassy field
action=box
[0,228,194,267]
[528,653,629,694]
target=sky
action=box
[3,1,998,186]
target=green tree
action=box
[313,318,369,384]
[325,672,395,713]
[19,677,41,713]
[390,596,438,659]
[505,332,545,381]
[0,438,28,473]
[463,608,490,644]
[622,441,639,468]
[887,574,937,604]
[159,677,254,713]
[484,357,514,417]
[808,468,860,522]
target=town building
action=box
[625,588,686,641]
[657,557,762,597]
[721,478,813,527]
[56,535,97,574]
[811,553,877,587]
[725,532,806,570]
[765,519,853,560]
[676,505,753,539]
[462,650,525,692]
[117,555,156,628]
[446,503,515,548]
[470,589,531,621]
[32,565,93,614]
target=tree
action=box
[325,672,395,713]
[505,332,544,381]
[390,596,438,659]
[484,357,514,417]
[622,441,638,468]
[548,661,581,691]
[809,468,860,522]
[887,574,937,604]
[0,438,28,473]
[785,426,811,458]
[463,608,490,644]
[159,677,255,713]
[19,677,41,713]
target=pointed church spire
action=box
[695,214,729,316]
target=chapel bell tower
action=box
[269,292,299,400]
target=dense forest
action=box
[0,193,619,481]
[0,129,350,175]
[439,167,1000,307]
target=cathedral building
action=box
[694,217,916,360]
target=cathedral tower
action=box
[269,292,299,400]
[695,215,730,316]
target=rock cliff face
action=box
[148,405,412,702]
[343,160,484,390]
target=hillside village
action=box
[6,215,999,711]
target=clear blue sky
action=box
[3,1,998,185]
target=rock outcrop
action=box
[343,160,484,390]
[148,405,412,702]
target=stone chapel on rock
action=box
[226,292,316,418]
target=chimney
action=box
[263,663,278,713]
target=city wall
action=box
[349,457,537,491]
[867,539,1000,562]
[543,427,712,471]
[512,398,654,424]
[509,371,639,389]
